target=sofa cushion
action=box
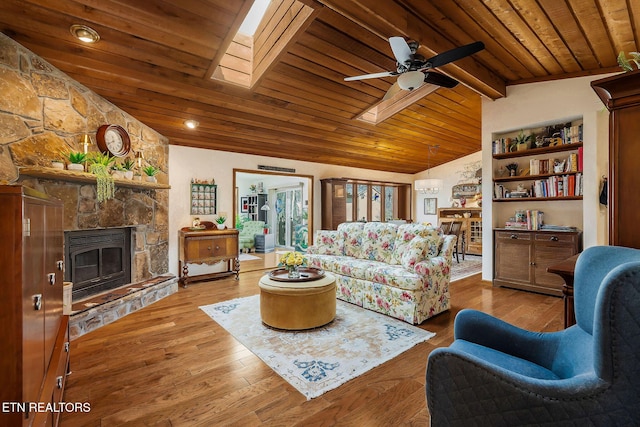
[392,224,443,264]
[338,222,366,258]
[360,222,398,263]
[401,236,428,270]
[368,264,425,291]
[311,230,344,255]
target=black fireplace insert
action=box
[64,228,132,300]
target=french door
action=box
[274,186,304,250]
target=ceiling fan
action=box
[344,37,485,100]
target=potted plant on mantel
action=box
[88,152,116,202]
[142,165,159,183]
[121,158,135,180]
[67,151,87,171]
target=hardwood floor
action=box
[61,271,564,426]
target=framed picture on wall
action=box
[240,196,249,213]
[424,198,437,215]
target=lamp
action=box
[415,144,442,194]
[415,178,442,194]
[135,150,144,168]
[260,201,270,229]
[397,71,425,91]
[82,133,91,154]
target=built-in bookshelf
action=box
[491,118,584,231]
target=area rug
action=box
[199,296,434,400]
[238,253,260,261]
[451,255,482,281]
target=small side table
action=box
[547,254,579,328]
[255,233,275,253]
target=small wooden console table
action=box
[178,228,239,287]
[547,254,579,328]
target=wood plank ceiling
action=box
[0,0,636,173]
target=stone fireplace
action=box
[2,33,176,339]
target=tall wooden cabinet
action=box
[320,178,412,230]
[591,70,640,248]
[437,207,483,255]
[493,229,581,296]
[0,185,70,426]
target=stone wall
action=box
[0,33,169,282]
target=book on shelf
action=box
[504,210,544,230]
[505,221,529,229]
[540,225,578,232]
[532,173,582,198]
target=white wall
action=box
[414,151,482,225]
[481,74,613,281]
[168,145,412,276]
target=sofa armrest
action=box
[413,256,447,276]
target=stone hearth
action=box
[69,275,178,340]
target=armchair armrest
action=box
[426,346,608,423]
[454,309,563,368]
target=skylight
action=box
[238,0,271,36]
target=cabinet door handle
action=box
[33,294,42,311]
[510,234,518,239]
[550,236,559,241]
[57,260,64,271]
[207,246,211,251]
[56,376,64,389]
[48,272,56,285]
[64,342,70,352]
[215,246,220,250]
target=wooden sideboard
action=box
[178,228,239,287]
[493,228,581,296]
[0,185,70,427]
[437,207,483,255]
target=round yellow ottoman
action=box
[259,273,336,330]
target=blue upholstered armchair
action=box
[426,246,640,426]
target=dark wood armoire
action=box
[0,185,70,426]
[591,70,640,248]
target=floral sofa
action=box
[306,222,455,324]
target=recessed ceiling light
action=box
[70,24,100,43]
[184,120,199,129]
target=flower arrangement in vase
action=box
[278,251,307,279]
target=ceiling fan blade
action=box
[389,36,412,64]
[382,81,403,101]
[344,71,397,81]
[425,41,485,69]
[423,71,459,88]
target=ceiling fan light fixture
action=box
[70,24,100,43]
[397,71,425,91]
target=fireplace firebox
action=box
[65,228,132,300]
